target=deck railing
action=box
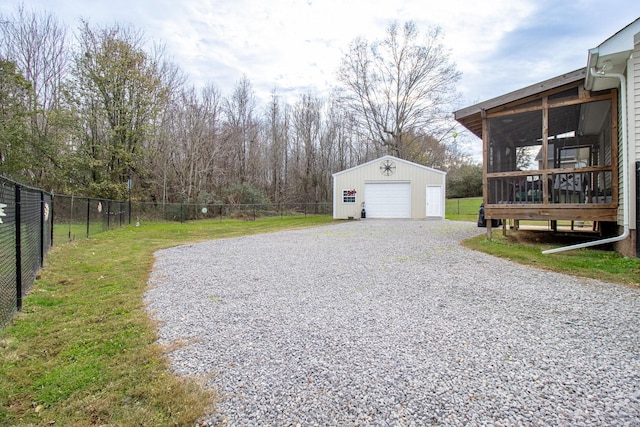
[487,168,615,206]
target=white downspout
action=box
[542,68,629,254]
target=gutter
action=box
[542,67,629,254]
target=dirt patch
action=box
[506,229,615,250]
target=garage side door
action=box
[364,182,411,218]
[426,185,443,218]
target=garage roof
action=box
[332,155,446,177]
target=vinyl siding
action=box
[630,34,640,229]
[634,35,640,162]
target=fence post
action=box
[40,191,45,268]
[51,193,55,247]
[15,185,22,312]
[86,198,91,238]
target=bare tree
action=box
[158,84,224,203]
[264,89,292,203]
[337,21,461,160]
[516,146,534,170]
[325,95,359,171]
[291,93,323,203]
[0,5,69,185]
[223,75,258,184]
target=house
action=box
[454,18,640,257]
[332,155,446,220]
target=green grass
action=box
[52,222,88,244]
[0,215,334,426]
[463,230,640,286]
[446,197,638,286]
[446,197,640,286]
[445,197,482,221]
[3,201,638,425]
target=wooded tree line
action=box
[0,7,481,204]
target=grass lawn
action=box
[464,228,640,286]
[445,197,482,221]
[0,216,334,426]
[2,201,637,425]
[446,197,638,286]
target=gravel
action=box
[145,219,640,426]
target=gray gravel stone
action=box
[145,219,640,426]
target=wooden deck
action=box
[485,204,618,222]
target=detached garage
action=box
[332,155,446,220]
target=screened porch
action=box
[456,71,619,223]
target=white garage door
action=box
[364,182,411,218]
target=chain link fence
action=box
[51,195,331,243]
[131,201,331,223]
[1,177,331,328]
[0,176,52,329]
[52,195,130,243]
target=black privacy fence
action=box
[0,175,52,329]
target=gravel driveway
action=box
[145,220,640,426]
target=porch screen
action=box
[486,95,613,206]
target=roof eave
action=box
[332,155,446,177]
[585,17,640,91]
[454,68,586,138]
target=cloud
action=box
[3,0,637,164]
[2,0,638,111]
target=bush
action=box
[447,164,482,198]
[222,183,269,206]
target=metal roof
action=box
[453,69,586,138]
[332,155,446,177]
[455,16,640,138]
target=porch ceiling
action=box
[454,69,586,139]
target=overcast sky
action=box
[1,0,638,157]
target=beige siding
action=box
[333,156,446,219]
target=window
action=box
[342,189,357,203]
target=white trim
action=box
[341,188,357,204]
[332,155,446,178]
[426,185,444,218]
